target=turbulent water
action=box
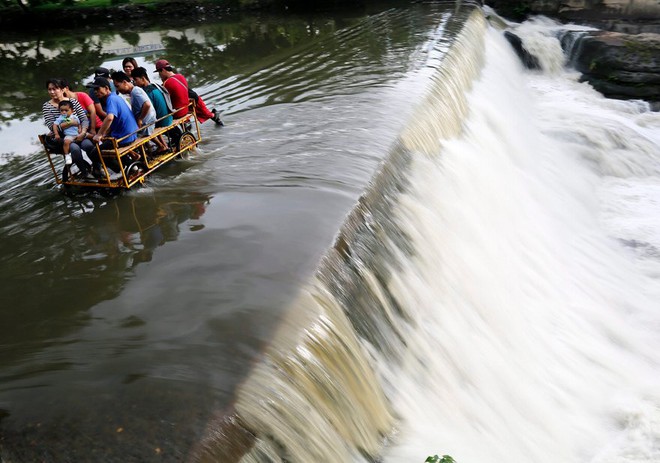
[378,19,660,463]
[193,10,660,463]
[1,3,660,462]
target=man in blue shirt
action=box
[87,76,138,146]
[86,76,138,179]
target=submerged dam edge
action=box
[191,5,488,462]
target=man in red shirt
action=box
[154,59,222,125]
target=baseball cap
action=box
[94,67,111,77]
[154,59,171,72]
[85,76,111,89]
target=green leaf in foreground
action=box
[425,455,457,463]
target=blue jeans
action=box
[69,138,96,174]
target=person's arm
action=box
[86,103,98,134]
[76,92,98,135]
[58,118,72,130]
[72,99,89,131]
[42,102,56,133]
[93,113,114,143]
[89,90,108,120]
[53,121,62,140]
[137,100,153,127]
[95,102,108,120]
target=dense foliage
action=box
[0,0,264,12]
[0,0,363,11]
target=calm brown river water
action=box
[0,3,464,461]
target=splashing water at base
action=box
[380,24,660,463]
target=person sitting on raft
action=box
[87,67,117,120]
[86,76,138,179]
[52,100,82,166]
[61,79,102,138]
[111,70,169,154]
[153,59,223,125]
[122,57,139,80]
[131,66,173,154]
[42,78,95,177]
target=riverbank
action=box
[0,0,275,31]
[0,0,396,32]
[4,0,660,33]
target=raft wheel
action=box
[125,161,146,184]
[177,131,196,159]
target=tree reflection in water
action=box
[0,191,211,369]
[0,14,351,126]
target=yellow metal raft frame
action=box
[40,101,201,191]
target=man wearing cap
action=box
[88,67,118,120]
[154,59,222,124]
[86,76,139,179]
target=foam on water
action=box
[380,23,660,463]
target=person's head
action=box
[94,67,111,78]
[86,76,112,99]
[131,67,151,88]
[46,78,65,100]
[122,57,139,76]
[111,71,133,94]
[57,78,76,98]
[58,100,73,116]
[154,59,174,81]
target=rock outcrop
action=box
[571,31,660,103]
[486,0,660,25]
[503,31,541,69]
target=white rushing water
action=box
[381,20,660,463]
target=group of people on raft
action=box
[43,57,222,180]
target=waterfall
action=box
[190,7,488,462]
[192,7,660,463]
[379,17,660,463]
